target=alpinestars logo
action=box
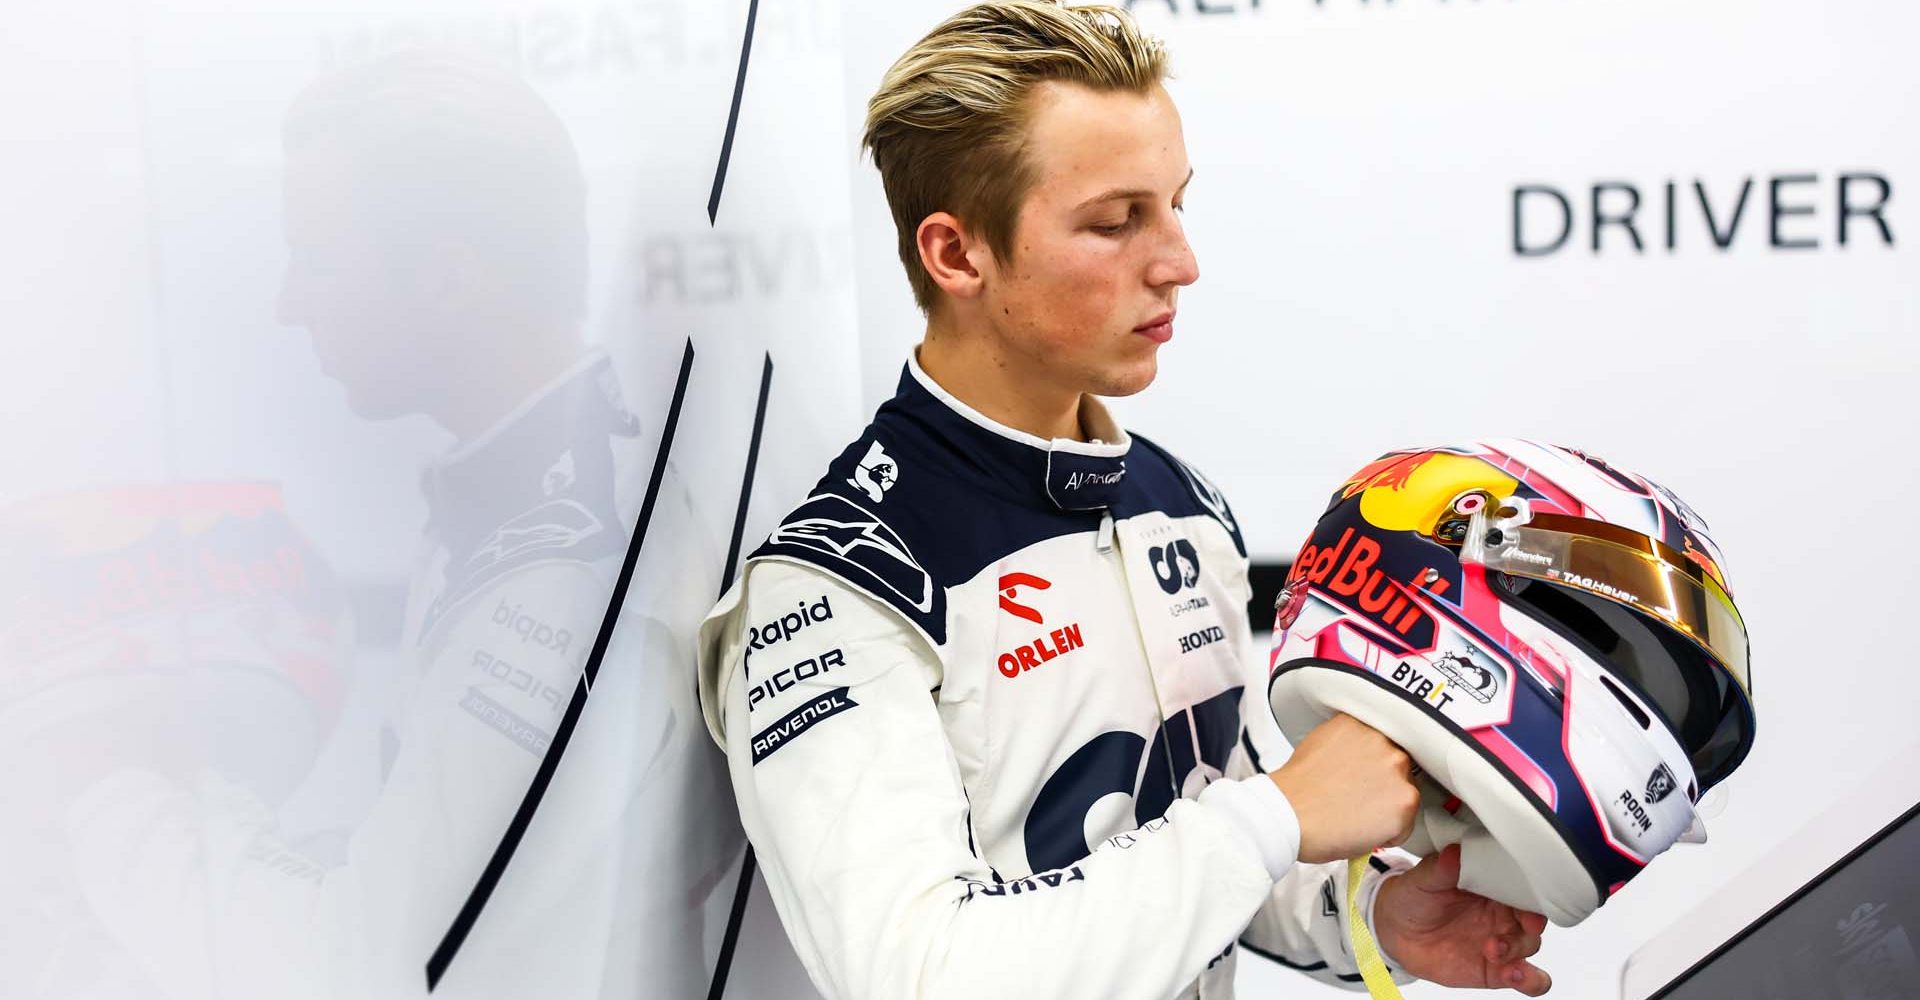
[764,496,940,631]
[769,507,933,612]
[467,500,602,576]
[1062,469,1124,491]
[999,572,1050,624]
[1645,763,1678,804]
[847,441,899,503]
[774,517,913,566]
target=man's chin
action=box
[336,381,418,423]
[1090,354,1159,398]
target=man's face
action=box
[975,80,1198,399]
[277,141,458,421]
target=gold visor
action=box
[1471,512,1750,697]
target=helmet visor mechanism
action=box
[1454,495,1754,791]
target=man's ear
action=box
[917,211,986,301]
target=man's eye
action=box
[1092,208,1135,235]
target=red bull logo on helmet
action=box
[1289,526,1451,649]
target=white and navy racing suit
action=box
[697,354,1419,1000]
[59,352,737,1000]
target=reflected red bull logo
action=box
[0,483,348,719]
[1680,532,1729,593]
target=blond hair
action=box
[862,1,1168,312]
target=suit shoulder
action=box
[748,489,948,646]
[749,420,953,644]
[1125,433,1247,557]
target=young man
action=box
[696,3,1552,997]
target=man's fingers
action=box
[1490,903,1523,939]
[1507,909,1547,962]
[1500,960,1551,996]
[1508,926,1543,961]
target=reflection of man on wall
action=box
[2,484,355,999]
[277,49,635,768]
[65,49,732,1000]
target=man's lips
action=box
[1134,311,1174,343]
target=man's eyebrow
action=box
[1073,168,1195,212]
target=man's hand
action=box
[1374,844,1553,996]
[1269,713,1419,864]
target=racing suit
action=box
[696,354,1420,999]
[57,351,738,999]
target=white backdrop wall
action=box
[841,1,1920,998]
[2,2,1915,999]
[2,1,856,997]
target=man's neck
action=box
[917,318,1087,443]
[435,332,588,443]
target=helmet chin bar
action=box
[1271,664,1603,927]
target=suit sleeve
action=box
[1234,617,1422,990]
[57,561,715,999]
[697,558,1301,1000]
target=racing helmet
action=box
[0,484,352,805]
[1266,440,1754,927]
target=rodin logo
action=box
[1615,789,1654,837]
[1514,172,1894,256]
[1645,763,1678,804]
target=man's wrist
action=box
[1197,775,1302,880]
[1360,865,1409,971]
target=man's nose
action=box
[1147,214,1200,289]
